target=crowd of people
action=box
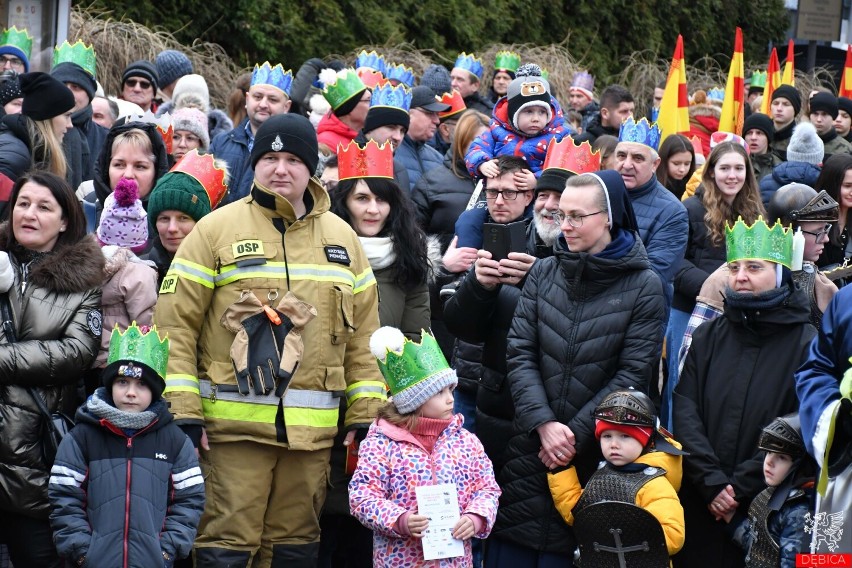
[0,24,851,568]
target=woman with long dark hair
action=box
[815,153,852,278]
[656,134,696,201]
[0,170,103,567]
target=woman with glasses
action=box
[487,170,667,566]
[673,217,816,568]
[664,142,765,428]
[815,154,852,282]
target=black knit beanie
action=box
[809,92,839,119]
[743,112,775,141]
[51,62,96,102]
[839,96,852,117]
[333,87,367,118]
[19,72,75,120]
[250,114,319,174]
[535,168,571,196]
[102,360,165,401]
[122,60,159,92]
[363,106,410,134]
[771,85,802,116]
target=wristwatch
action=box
[162,550,172,562]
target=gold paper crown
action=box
[725,216,793,268]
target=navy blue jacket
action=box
[211,117,253,204]
[49,393,205,567]
[758,161,822,208]
[396,134,444,190]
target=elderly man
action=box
[154,113,384,568]
[451,52,493,115]
[212,62,293,203]
[120,60,159,112]
[396,85,449,189]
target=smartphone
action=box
[482,221,527,261]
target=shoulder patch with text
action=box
[324,245,351,266]
[232,240,265,258]
[86,310,102,337]
[159,274,179,294]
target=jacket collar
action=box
[249,177,329,224]
[628,173,660,199]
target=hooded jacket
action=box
[49,391,205,566]
[349,414,501,567]
[758,160,822,207]
[317,111,358,152]
[465,95,568,177]
[493,232,666,554]
[0,230,104,518]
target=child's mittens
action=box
[0,251,13,293]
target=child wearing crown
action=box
[48,324,205,567]
[547,389,686,558]
[348,327,501,567]
[465,63,569,189]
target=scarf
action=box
[359,236,396,270]
[723,283,792,312]
[87,387,158,430]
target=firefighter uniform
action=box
[153,174,386,566]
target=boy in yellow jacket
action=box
[547,389,686,556]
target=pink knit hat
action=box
[97,178,148,252]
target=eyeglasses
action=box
[0,55,23,70]
[554,210,606,228]
[125,78,152,90]
[727,261,767,274]
[800,223,832,242]
[484,188,529,200]
[174,133,201,146]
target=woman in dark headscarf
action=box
[485,169,667,566]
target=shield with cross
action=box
[573,501,669,568]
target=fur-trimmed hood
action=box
[0,224,104,294]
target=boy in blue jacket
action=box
[48,324,204,567]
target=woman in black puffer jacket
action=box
[0,171,103,567]
[487,170,667,566]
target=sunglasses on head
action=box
[125,78,152,90]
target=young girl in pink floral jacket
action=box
[349,327,501,567]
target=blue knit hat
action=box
[156,50,193,90]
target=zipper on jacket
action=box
[124,437,132,568]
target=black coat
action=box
[411,153,476,252]
[492,233,666,554]
[0,114,31,182]
[673,192,727,313]
[672,284,815,568]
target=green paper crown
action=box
[0,26,32,59]
[54,40,97,78]
[494,51,521,73]
[321,68,366,111]
[374,330,449,397]
[107,322,170,379]
[725,216,793,268]
[749,71,767,90]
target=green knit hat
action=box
[147,171,211,230]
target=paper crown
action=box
[618,117,662,151]
[355,50,386,75]
[170,149,229,208]
[107,322,169,380]
[0,27,32,59]
[357,68,385,89]
[749,71,768,90]
[541,68,550,81]
[454,52,483,80]
[371,328,450,397]
[570,71,595,94]
[385,62,415,87]
[707,87,725,102]
[725,216,793,268]
[494,51,521,73]
[320,68,366,110]
[251,62,294,96]
[53,40,97,77]
[542,137,601,175]
[438,90,466,119]
[370,81,412,112]
[337,140,394,180]
[124,110,173,154]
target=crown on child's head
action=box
[618,117,662,151]
[107,322,169,380]
[725,216,793,268]
[251,62,294,97]
[53,40,97,77]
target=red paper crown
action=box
[157,122,173,155]
[170,149,229,208]
[542,137,601,175]
[357,68,386,89]
[337,140,394,181]
[438,90,466,120]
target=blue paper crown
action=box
[454,52,483,80]
[355,50,386,75]
[707,87,725,102]
[385,62,415,87]
[370,82,412,112]
[252,62,294,96]
[618,117,662,151]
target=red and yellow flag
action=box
[657,34,690,143]
[719,27,745,135]
[781,39,795,86]
[760,48,782,115]
[839,45,852,98]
